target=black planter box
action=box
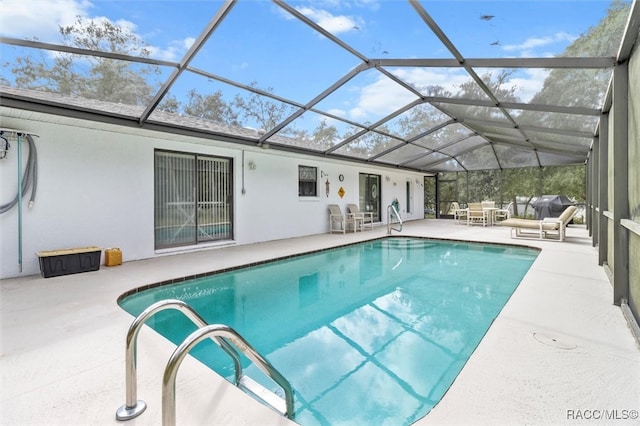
[36,246,101,278]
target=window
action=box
[298,165,317,197]
[154,150,233,249]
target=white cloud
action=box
[295,7,362,35]
[147,37,195,62]
[503,69,550,103]
[183,37,196,50]
[300,0,380,11]
[327,108,347,118]
[0,0,93,41]
[0,0,194,62]
[392,67,549,103]
[146,44,178,62]
[0,0,91,42]
[392,68,470,95]
[473,68,549,103]
[349,106,368,120]
[347,75,417,121]
[502,32,577,57]
[232,61,249,72]
[353,0,380,10]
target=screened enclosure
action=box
[1,1,639,334]
[0,0,632,173]
[431,165,587,220]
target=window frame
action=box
[298,165,318,197]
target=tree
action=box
[338,124,399,159]
[310,119,340,151]
[502,167,540,217]
[457,70,519,110]
[232,82,297,132]
[183,89,239,125]
[527,0,630,112]
[6,16,160,105]
[467,169,501,202]
[157,94,181,114]
[542,165,586,201]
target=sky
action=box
[0,0,622,131]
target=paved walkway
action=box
[1,219,638,425]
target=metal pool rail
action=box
[115,299,294,424]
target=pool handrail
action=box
[162,324,295,425]
[115,299,243,421]
[387,203,403,234]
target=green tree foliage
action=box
[6,16,160,105]
[467,169,501,202]
[437,172,459,215]
[434,2,627,216]
[458,70,520,109]
[423,176,436,217]
[269,115,339,152]
[157,94,180,114]
[502,167,540,217]
[183,89,239,125]
[310,119,341,151]
[528,0,630,112]
[542,165,586,200]
[339,127,397,158]
[232,82,297,132]
[397,103,449,141]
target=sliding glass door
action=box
[154,150,233,249]
[359,173,381,222]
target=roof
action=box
[1,0,639,173]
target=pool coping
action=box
[117,235,541,302]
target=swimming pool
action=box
[119,237,538,425]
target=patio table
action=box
[483,207,498,226]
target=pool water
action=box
[119,237,538,425]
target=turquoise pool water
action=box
[119,237,538,425]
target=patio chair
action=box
[451,202,468,224]
[328,204,361,233]
[347,204,374,230]
[499,205,578,241]
[494,202,513,223]
[467,202,487,226]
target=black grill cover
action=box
[532,195,574,219]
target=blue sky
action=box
[0,0,622,130]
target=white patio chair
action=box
[451,202,468,224]
[467,202,488,226]
[328,204,361,233]
[494,202,513,222]
[347,204,373,230]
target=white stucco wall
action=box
[0,108,425,279]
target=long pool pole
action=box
[17,132,23,273]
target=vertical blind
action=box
[154,150,233,249]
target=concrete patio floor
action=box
[1,219,639,425]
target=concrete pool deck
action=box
[1,219,639,425]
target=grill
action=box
[532,195,575,220]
